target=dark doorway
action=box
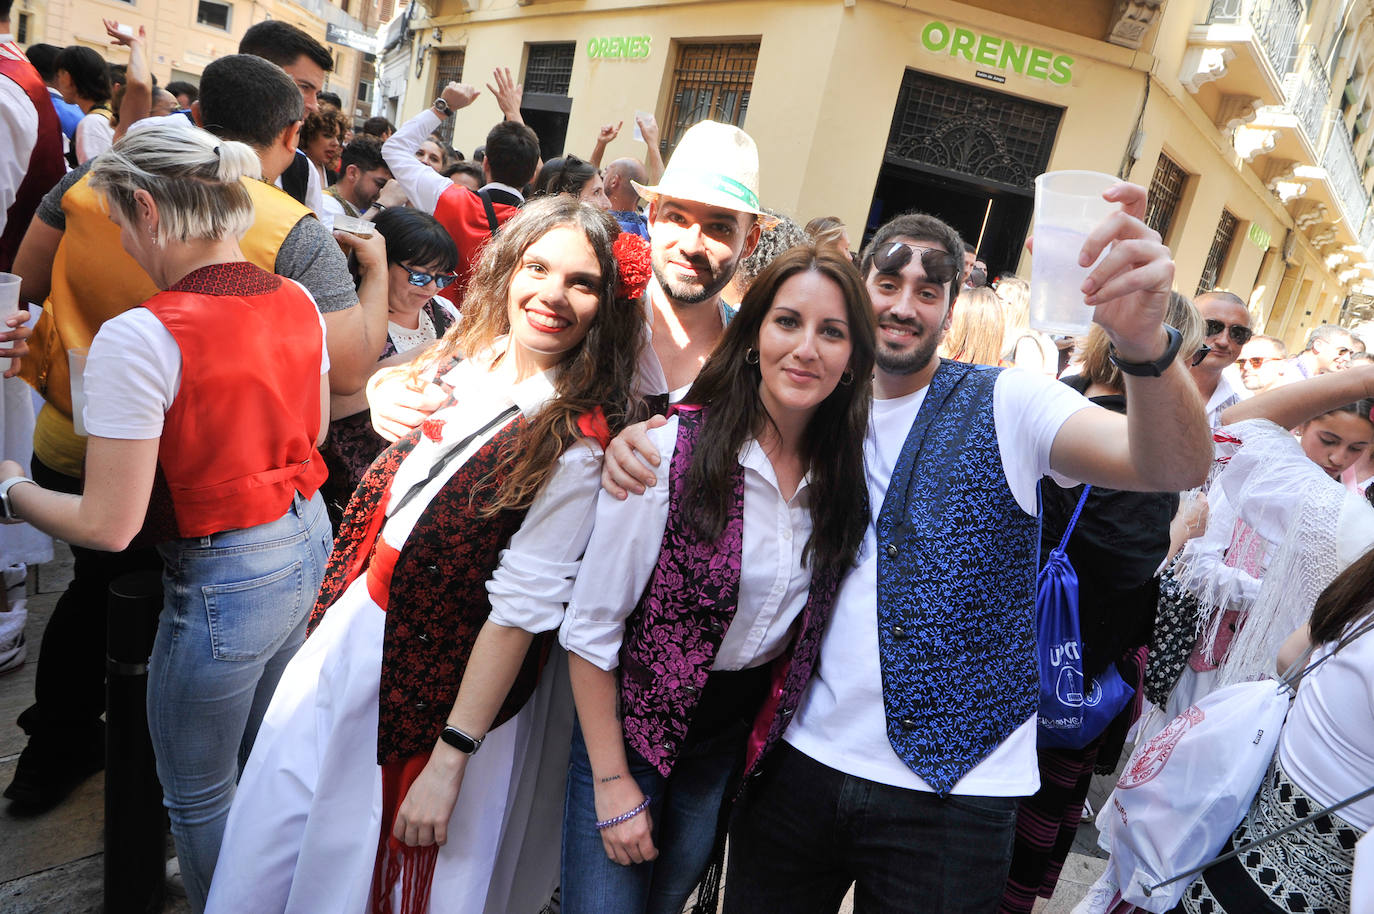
[521,93,572,161]
[865,69,1063,282]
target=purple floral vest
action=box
[618,407,842,778]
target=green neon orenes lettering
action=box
[950,28,976,61]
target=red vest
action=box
[142,263,327,539]
[431,185,517,307]
[0,52,66,272]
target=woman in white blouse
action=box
[558,244,877,914]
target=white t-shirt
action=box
[82,280,329,439]
[0,38,40,237]
[785,368,1093,797]
[74,110,113,164]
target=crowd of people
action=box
[1,4,1372,914]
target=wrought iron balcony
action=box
[1207,0,1304,78]
[1321,117,1370,237]
[1282,46,1331,149]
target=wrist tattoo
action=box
[599,774,623,783]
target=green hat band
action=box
[663,168,760,211]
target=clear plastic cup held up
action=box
[1028,171,1119,336]
[68,347,90,437]
[0,273,20,375]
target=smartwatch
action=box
[439,724,483,755]
[0,476,34,521]
[432,97,454,118]
[1108,325,1183,378]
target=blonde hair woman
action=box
[940,284,1006,366]
[995,275,1059,375]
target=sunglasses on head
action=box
[401,265,457,290]
[1203,319,1253,347]
[871,242,959,286]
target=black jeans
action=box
[16,456,162,752]
[723,742,1019,914]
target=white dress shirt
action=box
[561,414,816,672]
[0,37,38,236]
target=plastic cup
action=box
[1029,171,1120,336]
[0,273,19,374]
[68,347,89,437]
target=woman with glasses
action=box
[0,124,334,911]
[319,207,460,527]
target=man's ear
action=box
[190,100,203,127]
[283,120,303,154]
[481,157,492,185]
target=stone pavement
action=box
[0,545,1110,913]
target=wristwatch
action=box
[432,97,454,118]
[439,724,483,755]
[0,476,34,521]
[1108,325,1182,377]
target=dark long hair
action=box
[534,154,598,198]
[681,244,876,573]
[429,196,645,513]
[1310,546,1374,645]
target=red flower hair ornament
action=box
[614,233,652,303]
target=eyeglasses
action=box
[1236,356,1274,369]
[400,265,457,290]
[871,242,959,286]
[1191,345,1211,367]
[1203,319,1253,346]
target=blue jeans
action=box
[561,718,743,914]
[722,742,1020,914]
[147,491,332,912]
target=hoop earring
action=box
[745,347,759,365]
[840,368,854,385]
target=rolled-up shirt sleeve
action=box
[559,418,677,671]
[382,108,450,215]
[486,440,605,633]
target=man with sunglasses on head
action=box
[712,184,1214,914]
[1189,290,1254,427]
[1291,323,1358,379]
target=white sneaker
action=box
[1070,868,1120,914]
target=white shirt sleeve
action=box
[382,108,451,215]
[993,368,1097,514]
[0,76,37,236]
[486,441,605,633]
[74,112,113,164]
[559,417,678,671]
[317,192,344,231]
[304,159,327,217]
[83,308,180,440]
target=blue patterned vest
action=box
[875,359,1040,795]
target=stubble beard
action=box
[875,321,942,376]
[651,255,732,307]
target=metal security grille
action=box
[525,43,576,96]
[1197,209,1240,295]
[663,42,760,158]
[884,69,1062,191]
[1145,152,1189,241]
[430,49,466,148]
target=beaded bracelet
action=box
[595,796,650,831]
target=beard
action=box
[651,252,734,305]
[875,316,942,375]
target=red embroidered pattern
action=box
[168,262,282,296]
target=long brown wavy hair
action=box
[681,244,876,572]
[428,196,645,513]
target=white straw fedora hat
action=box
[632,120,779,228]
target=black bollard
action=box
[105,569,166,914]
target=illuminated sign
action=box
[921,21,1074,86]
[587,35,652,60]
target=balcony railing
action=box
[1281,45,1331,147]
[1208,0,1305,77]
[1322,116,1370,233]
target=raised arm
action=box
[636,114,664,184]
[1047,183,1212,491]
[381,82,480,214]
[106,21,150,140]
[1220,363,1374,429]
[589,121,622,169]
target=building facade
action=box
[11,0,378,123]
[382,0,1374,346]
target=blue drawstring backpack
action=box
[1037,485,1136,749]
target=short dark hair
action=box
[472,145,485,163]
[26,44,62,82]
[361,116,395,137]
[239,20,333,73]
[859,211,967,306]
[198,55,304,149]
[166,80,199,103]
[483,121,539,187]
[0,1,12,21]
[442,161,484,184]
[318,90,342,109]
[373,207,459,274]
[55,46,112,104]
[533,155,598,198]
[340,135,387,174]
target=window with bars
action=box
[1196,209,1240,295]
[524,43,575,96]
[429,49,465,148]
[1145,153,1189,243]
[196,0,232,31]
[662,41,760,158]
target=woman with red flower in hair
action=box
[558,242,877,914]
[207,197,648,914]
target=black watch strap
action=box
[439,725,483,755]
[1108,325,1183,377]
